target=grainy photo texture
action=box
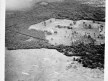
[5,0,105,81]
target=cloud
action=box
[6,0,36,11]
[6,0,64,11]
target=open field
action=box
[5,48,104,81]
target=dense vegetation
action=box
[56,43,105,69]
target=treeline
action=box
[56,43,105,69]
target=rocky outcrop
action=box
[28,18,105,46]
[39,2,48,5]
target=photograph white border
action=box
[105,0,108,81]
[0,0,5,81]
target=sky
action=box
[6,0,64,11]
